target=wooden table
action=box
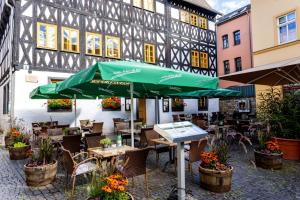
[88,145,137,159]
[119,129,141,135]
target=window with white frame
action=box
[156,1,165,15]
[278,11,297,44]
[171,8,179,19]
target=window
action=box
[222,35,229,49]
[171,8,179,19]
[180,10,189,23]
[2,82,9,114]
[224,60,230,74]
[86,32,102,56]
[190,14,198,26]
[278,11,297,44]
[235,57,242,72]
[144,43,155,63]
[156,1,165,15]
[105,36,120,59]
[191,50,200,67]
[234,30,241,45]
[144,0,154,12]
[199,17,207,29]
[37,22,57,50]
[133,0,142,8]
[200,52,208,68]
[62,27,79,52]
[198,97,208,111]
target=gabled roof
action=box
[216,4,251,25]
[183,0,222,15]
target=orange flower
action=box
[266,141,280,152]
[101,186,112,193]
[117,186,125,191]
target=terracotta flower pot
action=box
[24,160,58,187]
[254,150,283,170]
[199,165,233,193]
[273,137,300,160]
[9,145,31,160]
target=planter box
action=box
[9,145,31,160]
[24,160,58,187]
[273,137,300,160]
[199,166,233,193]
[254,150,283,170]
[102,107,121,111]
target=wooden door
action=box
[138,98,147,123]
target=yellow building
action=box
[220,0,300,106]
[252,0,300,103]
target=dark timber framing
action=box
[0,0,218,84]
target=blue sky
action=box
[207,0,250,14]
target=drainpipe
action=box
[247,10,253,68]
[5,0,14,128]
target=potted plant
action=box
[257,88,300,160]
[87,174,134,200]
[100,138,112,149]
[102,97,121,111]
[24,138,57,186]
[199,140,233,193]
[254,131,283,169]
[8,128,31,160]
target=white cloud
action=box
[207,0,250,14]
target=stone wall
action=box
[219,97,256,117]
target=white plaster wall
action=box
[0,79,11,131]
[13,70,136,134]
[146,98,219,126]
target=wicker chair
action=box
[86,135,105,149]
[62,135,81,155]
[116,122,130,144]
[172,115,180,122]
[196,119,208,130]
[139,127,153,147]
[186,138,208,180]
[118,148,150,196]
[61,147,99,195]
[64,127,81,135]
[90,122,104,134]
[145,130,169,166]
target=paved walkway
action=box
[0,146,299,200]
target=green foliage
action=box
[257,130,268,150]
[39,138,53,165]
[257,88,300,139]
[13,142,28,148]
[100,138,112,145]
[213,139,229,165]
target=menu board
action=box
[154,121,207,143]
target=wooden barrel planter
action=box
[273,137,300,160]
[254,150,283,170]
[4,136,12,148]
[24,160,58,187]
[199,166,233,193]
[9,145,31,160]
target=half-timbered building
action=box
[0,0,219,132]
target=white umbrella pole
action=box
[74,94,77,127]
[130,83,134,147]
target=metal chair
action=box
[118,148,151,196]
[61,147,98,195]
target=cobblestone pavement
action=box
[0,145,299,200]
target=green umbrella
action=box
[56,61,219,147]
[30,82,98,99]
[170,88,242,98]
[56,61,218,98]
